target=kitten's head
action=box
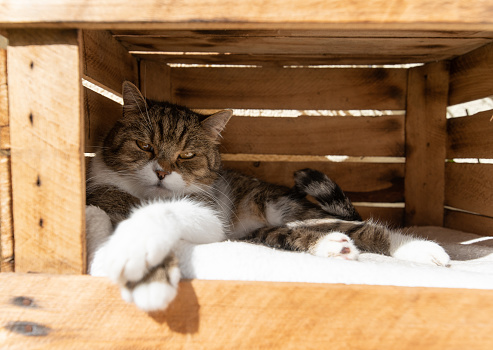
[100,81,232,199]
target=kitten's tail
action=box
[292,168,362,221]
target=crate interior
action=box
[80,29,493,236]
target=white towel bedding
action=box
[174,226,493,289]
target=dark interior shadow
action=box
[148,280,200,334]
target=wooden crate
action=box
[1,1,493,348]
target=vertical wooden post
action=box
[139,59,172,102]
[0,37,14,272]
[405,61,450,226]
[8,29,85,274]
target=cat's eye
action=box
[178,152,195,160]
[136,140,154,153]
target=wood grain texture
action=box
[444,209,493,237]
[8,29,86,274]
[170,67,407,110]
[445,163,493,217]
[2,273,493,349]
[447,109,493,159]
[449,42,493,105]
[220,115,405,157]
[117,34,489,60]
[0,47,13,272]
[405,62,450,226]
[1,0,493,31]
[139,59,172,102]
[223,161,405,203]
[80,30,138,94]
[355,206,404,227]
[84,88,122,152]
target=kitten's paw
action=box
[392,240,450,267]
[311,232,359,260]
[121,254,181,312]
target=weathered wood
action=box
[355,206,404,227]
[223,161,405,203]
[2,273,493,349]
[80,30,138,94]
[405,62,450,226]
[117,35,489,61]
[447,109,493,159]
[139,59,172,102]
[444,209,493,237]
[1,0,493,31]
[7,29,85,274]
[84,88,122,152]
[170,67,407,110]
[449,42,493,105]
[445,163,493,218]
[220,115,405,157]
[0,47,13,272]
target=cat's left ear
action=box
[201,110,233,139]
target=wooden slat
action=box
[2,273,493,349]
[1,1,493,31]
[405,62,450,226]
[118,35,489,61]
[449,42,493,105]
[444,209,493,237]
[0,47,13,272]
[81,30,138,94]
[223,161,404,203]
[355,206,404,227]
[445,163,493,218]
[171,67,407,110]
[8,29,85,274]
[220,115,404,157]
[138,59,172,102]
[113,29,493,38]
[447,109,493,159]
[84,89,122,152]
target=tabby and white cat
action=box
[86,81,450,311]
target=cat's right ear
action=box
[122,81,148,116]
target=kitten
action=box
[86,81,450,311]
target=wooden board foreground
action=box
[1,273,493,349]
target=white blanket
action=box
[174,226,493,290]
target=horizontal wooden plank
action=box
[113,29,493,38]
[220,115,405,157]
[223,161,404,203]
[118,35,489,62]
[1,1,493,31]
[171,67,407,110]
[447,109,493,158]
[81,30,138,94]
[356,206,404,227]
[444,209,493,237]
[449,42,493,105]
[84,88,122,152]
[131,52,455,67]
[2,273,493,349]
[445,163,493,217]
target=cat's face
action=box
[101,81,232,199]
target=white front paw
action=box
[392,240,450,266]
[311,232,360,260]
[121,262,181,312]
[104,206,181,285]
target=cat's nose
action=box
[156,170,171,180]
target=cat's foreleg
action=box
[89,198,226,311]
